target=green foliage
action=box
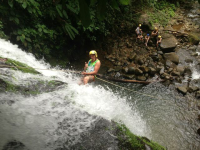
[148,0,176,27]
[1,57,40,74]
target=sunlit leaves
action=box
[119,0,130,5]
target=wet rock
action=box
[188,86,199,93]
[188,33,200,45]
[2,140,28,150]
[185,59,193,63]
[139,66,149,73]
[188,45,197,51]
[123,74,135,79]
[135,68,143,75]
[137,76,147,81]
[164,52,179,65]
[196,91,200,99]
[185,67,192,75]
[128,53,136,61]
[171,70,180,76]
[107,68,115,73]
[149,67,156,75]
[160,35,178,52]
[191,52,198,56]
[114,66,122,72]
[122,67,128,74]
[177,86,187,95]
[0,78,7,92]
[166,60,176,68]
[176,66,185,75]
[159,67,165,75]
[127,65,135,74]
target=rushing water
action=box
[0,39,200,150]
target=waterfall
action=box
[0,39,149,150]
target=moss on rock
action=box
[0,57,40,74]
[117,124,165,150]
[189,33,200,45]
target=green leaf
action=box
[38,28,42,32]
[97,0,107,21]
[119,0,130,5]
[26,38,32,42]
[27,7,32,13]
[69,25,79,34]
[63,10,68,19]
[8,0,13,8]
[56,5,63,17]
[43,29,48,33]
[16,36,20,41]
[78,0,91,27]
[20,36,25,43]
[22,2,27,9]
[14,18,19,24]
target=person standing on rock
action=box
[80,50,101,85]
[156,35,162,49]
[135,24,142,42]
[144,33,150,46]
[151,27,159,45]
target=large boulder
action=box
[164,52,179,65]
[160,35,178,52]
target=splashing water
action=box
[0,39,149,149]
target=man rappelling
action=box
[80,50,101,85]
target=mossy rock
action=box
[0,56,40,74]
[117,124,166,150]
[188,33,200,45]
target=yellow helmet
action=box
[158,35,161,38]
[139,24,141,27]
[89,50,98,57]
[155,27,158,30]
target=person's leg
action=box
[83,75,95,85]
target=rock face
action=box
[164,52,179,65]
[160,35,178,52]
[177,86,187,95]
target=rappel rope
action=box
[0,64,179,101]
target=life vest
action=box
[86,59,99,73]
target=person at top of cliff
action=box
[151,27,159,37]
[144,33,150,46]
[135,24,141,35]
[156,35,162,49]
[80,50,101,85]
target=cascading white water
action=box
[0,39,150,150]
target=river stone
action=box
[164,52,179,65]
[122,67,128,73]
[196,90,200,99]
[135,68,143,75]
[107,68,115,73]
[0,78,7,92]
[2,140,28,150]
[160,36,178,52]
[137,76,146,81]
[176,66,185,75]
[129,53,136,61]
[177,86,187,95]
[171,70,180,76]
[149,67,156,75]
[123,74,135,79]
[166,60,176,68]
[139,66,149,73]
[185,59,193,63]
[128,66,135,74]
[159,67,165,75]
[114,66,122,72]
[188,86,199,93]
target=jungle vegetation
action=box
[0,0,199,65]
